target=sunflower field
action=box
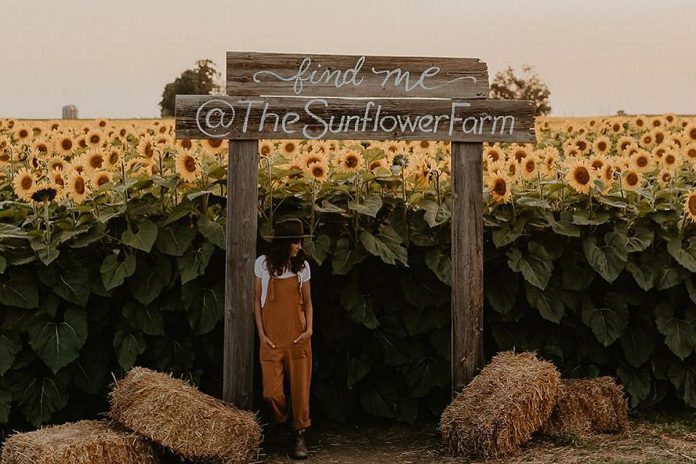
[0,114,696,434]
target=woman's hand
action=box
[261,335,276,349]
[293,329,313,344]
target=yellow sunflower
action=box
[592,135,611,155]
[84,147,105,172]
[106,148,121,168]
[639,131,655,148]
[659,150,682,173]
[664,113,678,127]
[280,140,299,157]
[15,125,32,142]
[649,116,665,129]
[86,129,104,147]
[669,134,684,149]
[300,150,328,168]
[598,162,617,192]
[657,170,673,188]
[49,169,65,189]
[565,159,595,195]
[48,157,65,172]
[617,136,636,155]
[384,141,402,155]
[56,133,75,155]
[305,160,329,183]
[486,173,512,204]
[633,116,647,130]
[684,143,696,162]
[630,149,656,173]
[684,191,696,223]
[258,141,274,157]
[520,154,539,180]
[175,152,201,182]
[590,154,607,172]
[652,128,666,146]
[684,123,696,143]
[137,136,156,161]
[484,146,504,163]
[13,167,38,202]
[510,145,532,163]
[177,138,195,152]
[32,140,51,157]
[621,169,644,191]
[67,173,90,204]
[30,181,60,203]
[91,170,113,189]
[608,120,625,134]
[337,150,364,173]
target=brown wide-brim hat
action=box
[261,218,314,240]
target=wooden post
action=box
[223,139,258,409]
[451,141,484,396]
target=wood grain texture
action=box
[451,142,484,396]
[223,140,258,409]
[226,51,489,99]
[175,95,535,143]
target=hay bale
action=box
[541,376,629,437]
[439,351,561,460]
[0,419,160,464]
[108,366,262,464]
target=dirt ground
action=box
[253,417,696,464]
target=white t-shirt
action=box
[254,255,311,307]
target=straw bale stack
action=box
[0,419,160,464]
[541,376,629,437]
[108,367,262,464]
[439,351,561,459]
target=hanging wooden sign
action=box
[175,95,535,142]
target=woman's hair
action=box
[265,237,307,277]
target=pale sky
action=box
[1,0,694,119]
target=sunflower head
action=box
[684,123,696,143]
[685,191,696,223]
[175,152,201,182]
[305,161,329,183]
[31,183,58,203]
[13,167,37,202]
[338,150,364,173]
[67,173,90,204]
[486,173,512,204]
[621,169,643,191]
[565,160,595,195]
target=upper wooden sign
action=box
[226,52,489,99]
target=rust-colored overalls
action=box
[260,274,312,431]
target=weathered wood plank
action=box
[223,140,258,409]
[451,141,484,396]
[227,51,489,99]
[175,95,535,143]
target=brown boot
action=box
[292,428,308,459]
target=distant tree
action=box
[159,59,222,117]
[489,65,551,116]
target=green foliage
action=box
[158,59,221,117]
[2,144,696,434]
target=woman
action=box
[254,218,314,459]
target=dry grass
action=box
[108,366,262,464]
[541,376,629,438]
[259,417,696,464]
[438,351,561,460]
[0,419,160,464]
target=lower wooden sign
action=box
[175,95,535,143]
